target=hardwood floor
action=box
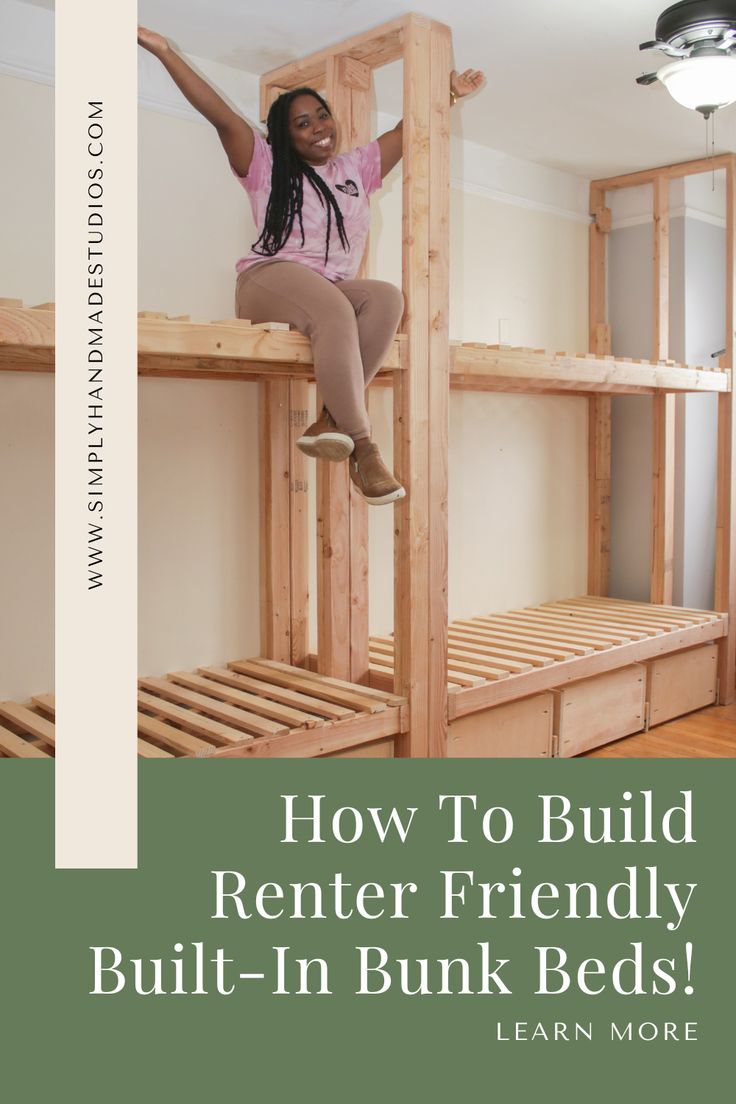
[584,702,736,758]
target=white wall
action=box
[607,181,723,609]
[137,106,264,675]
[1,9,590,697]
[365,181,589,634]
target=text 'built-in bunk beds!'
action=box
[1,14,735,758]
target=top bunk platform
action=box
[450,342,730,395]
[0,301,728,394]
[0,300,403,382]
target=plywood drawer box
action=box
[554,665,646,757]
[647,644,718,727]
[448,693,553,758]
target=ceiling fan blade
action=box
[636,72,660,86]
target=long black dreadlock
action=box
[252,87,350,265]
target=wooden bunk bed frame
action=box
[1,13,734,759]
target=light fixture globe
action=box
[658,54,736,113]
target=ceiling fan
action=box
[637,1,736,117]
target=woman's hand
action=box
[136,25,255,175]
[450,68,485,101]
[137,27,170,56]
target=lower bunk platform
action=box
[1,599,726,760]
[369,597,727,757]
[0,659,406,760]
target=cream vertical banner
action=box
[55,2,137,867]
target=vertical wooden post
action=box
[346,59,372,686]
[259,380,291,661]
[394,16,451,757]
[587,186,611,596]
[260,376,309,668]
[258,89,310,669]
[316,55,373,681]
[651,175,675,605]
[288,380,310,666]
[716,160,736,702]
[259,83,287,123]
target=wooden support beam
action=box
[347,64,372,686]
[320,53,358,680]
[259,84,287,124]
[652,176,670,362]
[394,16,451,757]
[259,15,407,96]
[288,381,310,667]
[316,445,351,677]
[449,346,725,394]
[587,183,611,596]
[259,381,291,662]
[339,55,371,92]
[594,152,736,192]
[651,393,675,604]
[427,22,451,756]
[314,55,373,682]
[716,161,736,702]
[651,176,675,605]
[588,394,611,596]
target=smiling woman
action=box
[137,25,483,504]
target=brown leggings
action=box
[236,260,404,440]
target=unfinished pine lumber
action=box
[367,596,726,721]
[0,660,407,760]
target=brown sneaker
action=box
[349,440,406,505]
[296,408,354,461]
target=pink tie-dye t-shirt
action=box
[234,131,382,283]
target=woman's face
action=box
[288,94,337,164]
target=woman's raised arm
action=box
[376,67,485,178]
[138,27,255,176]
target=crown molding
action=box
[612,207,726,230]
[453,178,589,222]
[0,0,53,84]
[0,57,53,85]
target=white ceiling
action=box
[29,0,736,177]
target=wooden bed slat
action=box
[566,596,718,622]
[254,656,406,705]
[138,688,253,745]
[138,713,217,756]
[447,632,555,667]
[452,621,582,659]
[235,659,388,712]
[0,723,51,758]
[464,618,595,655]
[31,693,56,718]
[554,597,710,626]
[137,736,175,758]
[198,667,352,721]
[142,677,288,738]
[0,702,56,746]
[167,671,319,729]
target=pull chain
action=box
[704,112,717,190]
